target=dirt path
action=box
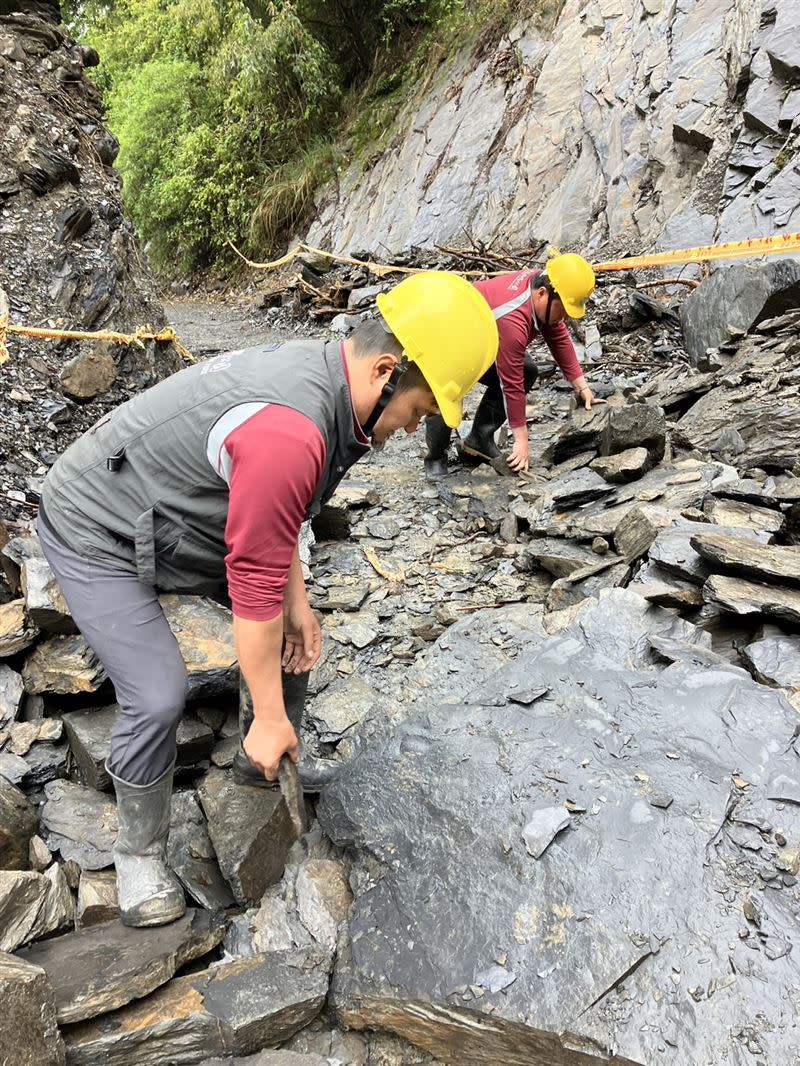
[164,297,280,357]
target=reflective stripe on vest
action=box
[491,284,531,321]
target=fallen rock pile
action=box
[2,252,800,1063]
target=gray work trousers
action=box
[38,512,307,786]
[38,511,188,785]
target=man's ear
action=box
[370,353,399,384]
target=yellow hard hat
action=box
[376,272,498,428]
[544,253,595,319]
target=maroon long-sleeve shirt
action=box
[473,270,583,428]
[208,346,367,621]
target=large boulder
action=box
[318,591,800,1065]
[680,261,800,366]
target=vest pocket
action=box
[173,527,227,582]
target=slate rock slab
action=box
[40,780,117,869]
[741,628,800,690]
[21,551,73,633]
[677,347,800,471]
[522,807,571,859]
[703,496,784,536]
[76,869,119,928]
[17,907,225,1024]
[0,775,37,870]
[590,446,649,483]
[704,574,800,627]
[0,951,65,1065]
[62,948,330,1065]
[613,505,673,562]
[319,589,800,1066]
[0,598,38,657]
[63,705,215,790]
[691,530,800,588]
[198,769,296,905]
[549,403,611,463]
[167,789,234,910]
[648,521,769,585]
[0,864,74,951]
[22,634,106,695]
[161,594,238,699]
[543,468,614,510]
[0,662,24,728]
[522,538,603,578]
[679,260,800,365]
[306,674,380,743]
[600,403,666,463]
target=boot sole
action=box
[459,443,501,463]
[120,899,187,928]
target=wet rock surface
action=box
[319,591,800,1065]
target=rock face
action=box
[0,5,179,523]
[319,591,800,1066]
[307,0,798,263]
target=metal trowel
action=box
[277,754,307,837]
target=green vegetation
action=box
[65,0,549,271]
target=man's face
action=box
[371,386,439,444]
[531,286,566,326]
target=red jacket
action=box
[473,270,583,428]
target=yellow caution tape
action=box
[593,231,800,272]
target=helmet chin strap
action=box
[361,364,406,437]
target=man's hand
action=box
[243,715,299,781]
[507,435,530,473]
[283,598,322,674]
[574,382,605,410]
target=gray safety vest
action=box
[41,339,370,595]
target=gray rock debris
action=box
[76,869,119,929]
[704,574,800,627]
[0,662,24,728]
[21,633,106,695]
[648,520,770,585]
[0,599,39,657]
[167,789,234,911]
[62,704,215,791]
[318,589,800,1066]
[39,779,117,870]
[741,627,800,690]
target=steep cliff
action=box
[307,0,800,257]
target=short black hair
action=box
[531,269,553,293]
[349,319,404,360]
[349,319,432,397]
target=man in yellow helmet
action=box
[424,252,602,478]
[37,272,498,928]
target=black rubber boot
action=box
[108,760,186,928]
[424,414,452,480]
[459,391,505,463]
